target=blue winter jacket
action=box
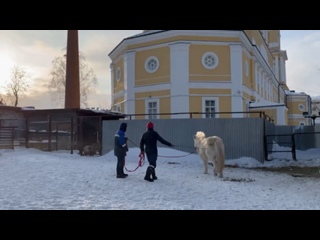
[114,126,128,157]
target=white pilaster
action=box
[276,106,286,125]
[283,60,287,83]
[123,50,135,118]
[268,79,271,101]
[279,56,286,84]
[110,63,114,110]
[255,62,259,93]
[230,44,243,118]
[275,56,279,80]
[169,42,190,119]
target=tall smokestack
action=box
[65,30,80,109]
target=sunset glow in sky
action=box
[0,30,319,109]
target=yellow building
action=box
[109,30,311,125]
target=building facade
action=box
[109,30,311,125]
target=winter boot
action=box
[117,166,127,178]
[117,174,126,178]
[122,170,128,177]
[151,168,158,180]
[144,166,154,182]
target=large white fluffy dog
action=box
[193,131,225,178]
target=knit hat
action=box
[119,122,127,132]
[147,121,154,129]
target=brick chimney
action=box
[65,30,80,109]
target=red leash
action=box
[124,155,145,172]
[157,152,195,158]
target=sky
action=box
[0,30,320,109]
[0,144,320,210]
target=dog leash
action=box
[124,154,145,172]
[158,152,195,158]
[127,138,196,158]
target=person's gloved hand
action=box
[139,151,145,158]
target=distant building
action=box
[108,30,311,126]
[311,96,320,124]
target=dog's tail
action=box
[214,138,225,174]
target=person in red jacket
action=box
[139,121,174,182]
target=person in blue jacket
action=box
[114,122,129,178]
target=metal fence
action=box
[102,118,266,163]
[265,124,320,160]
[4,110,320,162]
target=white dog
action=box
[193,131,225,178]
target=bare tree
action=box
[0,96,6,105]
[3,66,31,107]
[47,51,98,108]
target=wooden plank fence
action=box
[0,127,15,149]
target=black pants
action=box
[116,155,125,175]
[146,154,157,168]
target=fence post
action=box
[70,116,74,154]
[11,127,14,149]
[48,114,52,152]
[291,133,296,161]
[263,119,268,162]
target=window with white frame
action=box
[116,67,121,82]
[244,60,249,77]
[201,52,219,70]
[202,97,219,119]
[298,104,305,111]
[145,56,159,73]
[145,99,159,119]
[116,104,121,112]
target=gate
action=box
[264,133,296,161]
[265,131,320,161]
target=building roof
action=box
[21,108,126,120]
[249,99,286,109]
[0,105,22,111]
[125,30,167,40]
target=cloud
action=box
[77,30,141,105]
[281,30,320,96]
[20,89,55,109]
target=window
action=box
[116,67,121,82]
[204,100,215,118]
[244,60,249,76]
[298,104,305,111]
[201,52,219,70]
[145,99,159,119]
[114,104,121,112]
[202,97,219,119]
[145,56,159,73]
